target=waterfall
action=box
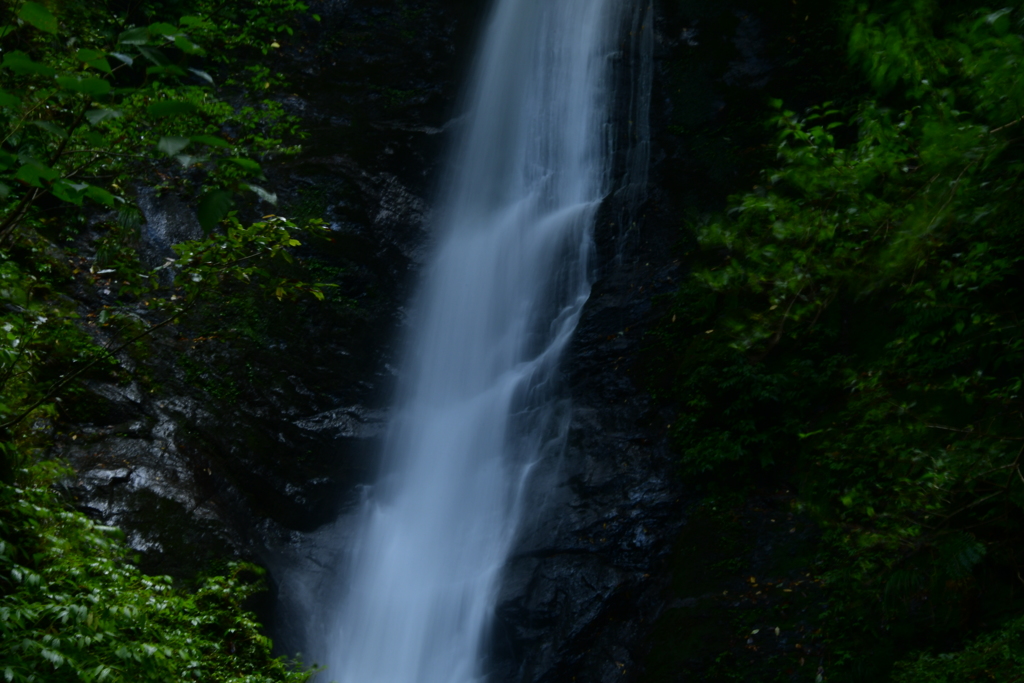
[319,1,624,681]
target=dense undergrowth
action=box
[1,464,310,683]
[650,0,1024,680]
[0,0,327,680]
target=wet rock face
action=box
[472,3,684,679]
[135,188,205,269]
[55,0,478,579]
[485,1,849,679]
[54,0,780,679]
[487,190,686,682]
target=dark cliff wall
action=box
[489,1,858,680]
[56,0,485,579]
[51,0,689,677]
[51,0,833,680]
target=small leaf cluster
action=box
[0,211,329,444]
[0,251,122,465]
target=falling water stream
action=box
[320,1,624,680]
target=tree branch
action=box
[0,189,42,247]
[0,300,196,432]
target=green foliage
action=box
[660,0,864,213]
[891,615,1024,683]
[0,0,309,244]
[0,467,310,683]
[0,210,330,445]
[654,0,1024,678]
[0,1,326,679]
[0,0,331,441]
[0,251,121,466]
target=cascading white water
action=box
[320,1,623,681]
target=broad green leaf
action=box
[985,8,1013,31]
[148,22,180,37]
[76,48,112,74]
[0,150,17,170]
[56,76,112,96]
[157,136,191,155]
[0,182,12,199]
[1,51,57,77]
[0,90,21,109]
[197,190,233,232]
[85,108,122,125]
[80,132,108,149]
[15,161,59,187]
[109,52,133,66]
[188,68,214,84]
[146,100,198,118]
[30,120,67,139]
[51,180,87,205]
[191,134,230,148]
[18,2,58,34]
[146,65,187,77]
[117,27,150,45]
[225,157,262,174]
[174,35,204,54]
[244,184,278,205]
[137,45,170,66]
[179,16,204,27]
[84,185,118,206]
[0,24,18,38]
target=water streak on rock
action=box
[320,1,623,680]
